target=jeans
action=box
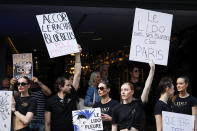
[29,122,44,131]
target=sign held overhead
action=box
[129,8,173,66]
[36,12,79,58]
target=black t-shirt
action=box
[131,81,145,99]
[154,100,172,115]
[93,99,119,131]
[112,99,143,130]
[46,87,77,131]
[172,95,197,115]
[15,96,37,116]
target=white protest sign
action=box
[13,53,33,80]
[162,111,194,131]
[129,8,173,66]
[72,108,103,131]
[36,12,79,58]
[0,91,12,131]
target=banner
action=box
[129,8,173,66]
[36,12,79,58]
[72,108,103,131]
[0,91,12,131]
[13,53,33,80]
[162,111,194,131]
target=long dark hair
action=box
[158,77,173,95]
[172,75,191,103]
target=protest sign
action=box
[13,53,33,80]
[162,111,194,131]
[72,108,103,131]
[36,12,79,58]
[129,8,173,66]
[0,91,12,131]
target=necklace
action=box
[102,98,111,104]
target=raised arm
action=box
[141,60,155,104]
[72,44,82,91]
[32,76,52,96]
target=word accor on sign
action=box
[42,13,68,24]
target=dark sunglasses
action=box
[97,86,105,91]
[134,70,139,72]
[16,82,28,86]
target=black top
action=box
[93,99,119,131]
[15,96,37,116]
[154,100,172,115]
[112,99,143,130]
[46,87,77,131]
[171,95,197,115]
[131,81,144,99]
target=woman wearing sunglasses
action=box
[112,60,155,131]
[93,80,119,131]
[11,76,37,131]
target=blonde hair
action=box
[88,71,100,86]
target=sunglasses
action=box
[134,70,139,72]
[17,82,28,86]
[97,86,105,91]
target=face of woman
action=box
[95,73,101,84]
[168,84,175,97]
[97,83,109,97]
[176,78,188,92]
[17,78,29,93]
[121,84,133,100]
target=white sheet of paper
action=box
[0,91,12,131]
[36,12,79,58]
[72,108,103,131]
[129,8,173,66]
[162,111,194,131]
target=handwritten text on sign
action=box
[36,12,79,58]
[129,8,173,66]
[162,111,194,131]
[72,108,103,131]
[0,91,12,131]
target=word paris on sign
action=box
[36,12,79,58]
[129,8,173,66]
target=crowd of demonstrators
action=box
[154,77,175,131]
[1,46,197,131]
[11,76,37,131]
[93,80,119,131]
[112,61,155,131]
[45,45,81,131]
[84,71,101,107]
